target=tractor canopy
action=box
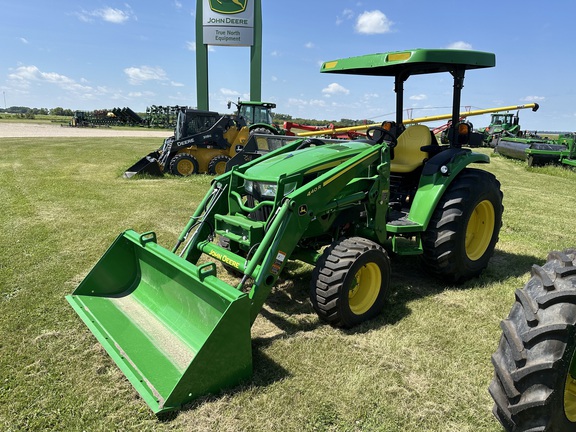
[321,49,496,142]
[320,49,495,77]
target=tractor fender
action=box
[408,149,490,229]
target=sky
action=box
[1,1,575,131]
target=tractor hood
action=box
[243,141,374,181]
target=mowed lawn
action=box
[1,137,575,431]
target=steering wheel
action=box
[366,126,397,147]
[296,138,326,150]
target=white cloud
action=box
[7,65,101,98]
[124,66,168,85]
[410,94,427,101]
[77,6,135,24]
[355,10,393,34]
[521,95,545,102]
[336,9,354,25]
[447,41,473,50]
[220,88,241,97]
[128,91,155,98]
[10,65,81,88]
[288,98,308,106]
[19,37,29,44]
[305,42,314,49]
[309,99,327,107]
[322,82,350,96]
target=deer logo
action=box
[209,0,247,14]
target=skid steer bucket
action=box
[123,151,163,178]
[66,230,252,413]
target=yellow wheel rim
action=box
[564,354,576,422]
[177,159,195,176]
[465,199,495,261]
[348,262,381,315]
[214,161,227,175]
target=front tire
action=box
[310,237,390,328]
[421,168,503,283]
[208,155,231,175]
[489,248,576,431]
[169,153,199,176]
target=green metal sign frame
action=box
[195,0,262,110]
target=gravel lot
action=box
[0,122,172,138]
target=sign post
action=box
[195,0,262,110]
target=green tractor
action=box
[67,48,503,413]
[482,112,521,146]
[227,99,280,135]
[490,248,576,431]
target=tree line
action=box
[0,106,370,127]
[273,112,369,128]
[0,106,75,116]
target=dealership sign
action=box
[203,0,254,46]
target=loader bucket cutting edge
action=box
[66,230,252,413]
[123,152,163,178]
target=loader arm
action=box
[178,143,386,325]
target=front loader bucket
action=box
[123,152,163,178]
[66,230,252,413]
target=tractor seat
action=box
[390,125,432,173]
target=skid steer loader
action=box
[123,101,279,178]
[67,48,504,413]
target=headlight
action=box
[244,181,297,199]
[256,182,278,199]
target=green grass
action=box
[1,139,575,431]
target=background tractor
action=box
[490,248,576,431]
[481,111,522,146]
[67,48,504,413]
[123,100,280,177]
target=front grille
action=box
[246,195,273,222]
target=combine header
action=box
[67,48,504,413]
[495,132,576,167]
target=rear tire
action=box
[169,153,199,176]
[208,155,231,175]
[421,168,503,283]
[489,248,576,431]
[310,237,390,328]
[250,127,274,136]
